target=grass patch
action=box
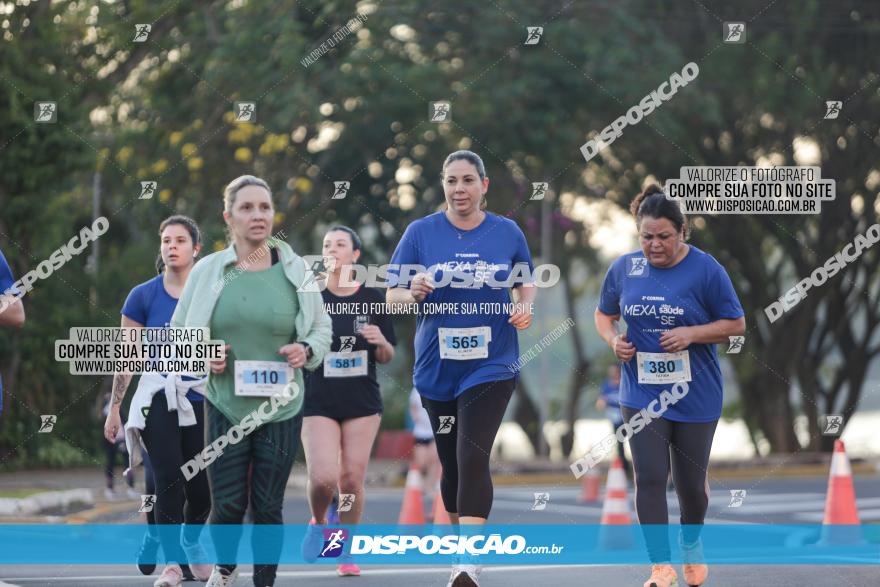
[0,488,47,499]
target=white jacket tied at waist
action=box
[123,371,206,473]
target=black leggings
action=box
[621,406,718,562]
[206,401,302,587]
[140,393,211,565]
[420,378,515,519]
[142,448,156,528]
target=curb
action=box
[384,461,878,487]
[0,489,93,517]
[64,499,141,524]
[491,461,879,485]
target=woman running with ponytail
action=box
[103,215,212,587]
[300,225,397,576]
[387,150,536,587]
[594,184,745,587]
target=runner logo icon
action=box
[430,101,451,122]
[724,22,745,43]
[139,181,157,200]
[139,494,156,513]
[338,494,355,512]
[332,181,350,200]
[531,492,549,510]
[339,336,356,353]
[728,489,746,508]
[436,416,455,434]
[234,102,256,122]
[319,528,348,558]
[628,257,648,277]
[530,182,548,200]
[524,27,543,45]
[824,101,842,119]
[822,414,843,435]
[726,336,744,354]
[133,24,151,42]
[38,415,56,433]
[34,102,57,123]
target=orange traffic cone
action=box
[600,457,631,524]
[598,457,634,550]
[398,463,426,524]
[821,440,862,544]
[432,465,451,524]
[578,465,600,503]
[823,440,860,524]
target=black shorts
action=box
[303,385,382,422]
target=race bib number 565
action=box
[636,351,692,385]
[438,326,491,360]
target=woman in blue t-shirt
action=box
[387,150,536,587]
[0,248,26,415]
[594,185,745,587]
[102,215,211,587]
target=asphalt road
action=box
[1,476,878,586]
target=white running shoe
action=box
[153,564,182,587]
[205,566,238,587]
[446,563,481,587]
[181,536,212,581]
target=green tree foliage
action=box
[1,0,877,464]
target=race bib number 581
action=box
[323,351,368,378]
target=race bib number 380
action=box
[438,326,491,360]
[234,360,294,397]
[636,351,692,384]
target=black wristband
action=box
[301,341,313,361]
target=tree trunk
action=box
[739,368,800,452]
[559,272,590,459]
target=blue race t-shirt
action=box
[388,211,534,401]
[600,379,621,410]
[122,274,202,402]
[597,246,744,422]
[0,249,19,414]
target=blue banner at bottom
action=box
[0,524,877,564]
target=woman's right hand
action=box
[410,273,435,302]
[611,333,636,362]
[103,409,122,443]
[210,344,231,374]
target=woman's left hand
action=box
[659,327,694,353]
[278,343,308,369]
[508,302,533,330]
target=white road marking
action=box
[3,564,617,582]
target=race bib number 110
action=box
[235,360,294,397]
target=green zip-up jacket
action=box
[170,239,332,404]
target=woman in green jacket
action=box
[171,175,332,587]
